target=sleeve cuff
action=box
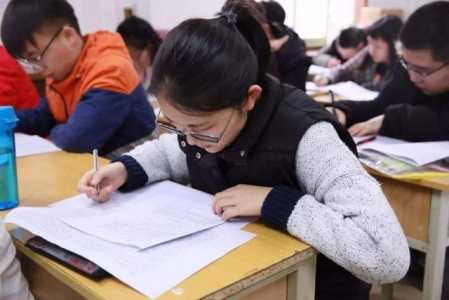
[261,185,305,231]
[379,106,401,138]
[113,155,148,192]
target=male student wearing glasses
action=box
[1,0,156,158]
[330,2,449,299]
[330,1,449,142]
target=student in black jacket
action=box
[313,27,366,68]
[333,4,449,298]
[260,0,312,90]
[315,16,403,91]
[332,1,449,142]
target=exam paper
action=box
[58,181,224,249]
[15,133,60,157]
[5,195,254,298]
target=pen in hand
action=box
[93,149,100,195]
[356,136,376,146]
[329,90,337,118]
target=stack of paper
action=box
[15,133,60,157]
[357,136,449,179]
[5,181,255,298]
[358,136,449,166]
[306,81,379,101]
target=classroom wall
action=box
[70,0,224,34]
[0,0,225,38]
[368,0,437,17]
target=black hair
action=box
[367,16,402,43]
[1,0,81,58]
[260,0,288,38]
[337,27,366,49]
[149,4,271,112]
[367,16,403,62]
[117,16,162,62]
[223,0,269,27]
[261,1,286,25]
[400,1,449,62]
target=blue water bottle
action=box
[0,106,19,210]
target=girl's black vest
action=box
[178,76,370,300]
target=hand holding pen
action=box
[77,151,128,203]
[93,149,100,195]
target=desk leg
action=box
[422,191,449,300]
[287,254,316,300]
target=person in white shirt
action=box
[0,220,34,300]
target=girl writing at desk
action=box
[78,3,409,299]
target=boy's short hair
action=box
[117,16,162,61]
[1,0,81,58]
[400,1,449,62]
[337,27,366,49]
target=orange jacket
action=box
[46,31,140,123]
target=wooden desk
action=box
[2,152,317,300]
[368,169,449,300]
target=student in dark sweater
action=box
[117,16,162,91]
[260,0,311,90]
[333,4,449,298]
[332,2,449,142]
[313,27,366,68]
[315,16,403,91]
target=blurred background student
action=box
[315,16,403,91]
[117,16,162,92]
[313,27,366,68]
[260,0,311,90]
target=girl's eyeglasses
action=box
[156,110,234,144]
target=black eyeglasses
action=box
[18,28,63,68]
[399,56,449,81]
[156,109,235,143]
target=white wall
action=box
[0,0,225,37]
[368,0,437,17]
[69,0,224,34]
[146,0,224,30]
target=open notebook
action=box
[356,136,449,179]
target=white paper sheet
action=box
[5,197,254,299]
[308,65,331,77]
[59,181,224,249]
[306,81,379,101]
[358,136,449,166]
[15,133,60,157]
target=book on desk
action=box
[356,136,449,179]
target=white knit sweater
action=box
[127,121,410,284]
[0,221,33,300]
